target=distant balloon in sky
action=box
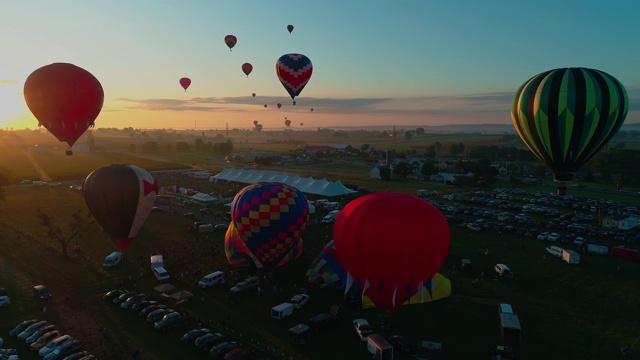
[277,103,282,109]
[83,164,159,251]
[253,120,258,126]
[310,108,314,112]
[252,93,256,98]
[264,104,268,108]
[511,67,628,194]
[285,119,291,127]
[276,53,313,105]
[23,62,104,149]
[242,63,253,77]
[224,35,237,51]
[287,25,294,33]
[300,122,303,126]
[179,77,191,91]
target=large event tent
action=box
[210,168,357,198]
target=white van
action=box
[271,302,294,320]
[546,246,564,258]
[153,267,170,282]
[150,255,164,270]
[494,264,513,278]
[103,251,123,270]
[198,271,226,288]
[367,334,394,360]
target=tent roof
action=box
[211,168,357,197]
[153,284,176,293]
[191,192,217,202]
[169,290,194,301]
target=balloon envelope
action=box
[231,182,308,268]
[224,35,237,50]
[242,63,253,77]
[511,67,628,181]
[287,25,294,33]
[179,77,191,91]
[333,193,450,312]
[276,54,313,103]
[83,164,159,250]
[277,103,282,109]
[23,63,104,147]
[285,119,291,127]
[252,93,256,98]
[305,240,346,288]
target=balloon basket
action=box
[65,148,73,156]
[556,182,567,196]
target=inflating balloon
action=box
[179,77,191,92]
[23,63,104,149]
[231,182,308,268]
[333,193,450,312]
[276,53,312,105]
[511,67,628,194]
[242,63,253,77]
[305,240,345,288]
[83,164,159,251]
[224,35,237,51]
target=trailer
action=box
[611,246,640,262]
[500,313,522,344]
[562,250,580,265]
[586,243,609,255]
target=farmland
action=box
[1,131,639,360]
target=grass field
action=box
[1,134,639,359]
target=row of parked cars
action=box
[179,328,255,359]
[3,319,95,360]
[103,289,189,330]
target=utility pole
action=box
[226,122,229,138]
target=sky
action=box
[1,0,639,131]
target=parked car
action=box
[0,295,10,307]
[33,285,52,300]
[154,312,189,330]
[537,232,549,241]
[102,289,126,302]
[43,339,82,360]
[61,351,90,360]
[113,291,136,305]
[30,330,62,351]
[195,332,226,350]
[387,335,412,355]
[547,233,561,242]
[26,324,57,344]
[209,341,241,358]
[180,328,211,344]
[288,294,309,310]
[10,319,39,337]
[230,276,260,294]
[39,335,73,357]
[353,319,373,342]
[147,308,175,323]
[139,304,166,317]
[199,208,213,215]
[120,294,147,309]
[223,347,254,360]
[183,213,196,219]
[131,300,157,313]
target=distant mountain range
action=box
[329,122,640,134]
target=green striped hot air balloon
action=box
[511,67,628,191]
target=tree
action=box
[0,166,12,201]
[129,144,137,153]
[415,127,425,135]
[434,141,442,154]
[194,138,204,151]
[175,142,190,152]
[421,161,436,176]
[450,143,465,156]
[379,166,392,181]
[361,144,370,152]
[392,162,413,178]
[424,146,436,159]
[38,209,95,255]
[140,141,158,152]
[404,131,413,140]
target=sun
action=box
[0,81,29,128]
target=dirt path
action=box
[23,151,52,181]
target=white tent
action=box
[211,168,357,197]
[191,192,217,202]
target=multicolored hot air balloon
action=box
[224,35,237,51]
[511,67,628,194]
[242,63,253,77]
[333,193,449,312]
[287,25,294,34]
[23,63,104,150]
[83,164,159,251]
[276,53,313,105]
[179,77,191,91]
[225,223,261,270]
[305,240,345,288]
[231,182,309,269]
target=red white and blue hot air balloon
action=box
[276,53,313,105]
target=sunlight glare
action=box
[0,82,28,128]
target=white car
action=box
[0,295,10,307]
[48,182,62,187]
[537,232,549,241]
[352,319,373,342]
[288,294,309,310]
[547,233,560,242]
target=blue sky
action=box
[1,0,638,130]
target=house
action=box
[335,143,359,154]
[602,215,638,230]
[370,166,384,180]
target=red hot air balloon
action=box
[23,63,104,150]
[333,193,450,312]
[253,120,259,126]
[276,54,313,105]
[224,35,237,51]
[242,63,253,77]
[287,25,294,33]
[264,104,268,108]
[83,164,159,251]
[179,77,191,91]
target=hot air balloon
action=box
[310,108,314,112]
[224,35,237,51]
[253,120,259,126]
[225,223,261,270]
[231,182,308,269]
[83,164,159,251]
[252,93,256,98]
[254,124,263,131]
[242,63,253,77]
[287,25,294,33]
[511,67,628,195]
[300,122,303,127]
[276,53,313,105]
[23,63,104,152]
[179,77,191,92]
[333,193,450,312]
[264,104,268,108]
[285,119,291,127]
[305,240,346,288]
[276,103,282,109]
